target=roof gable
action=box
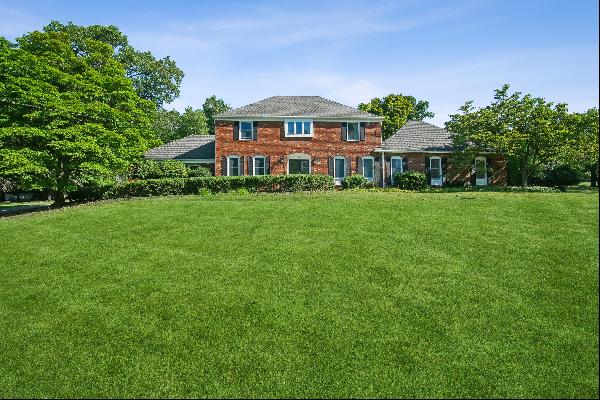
[381,120,454,152]
[215,96,382,121]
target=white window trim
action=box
[430,156,443,186]
[475,156,488,186]
[287,153,311,174]
[253,155,267,176]
[284,119,313,137]
[390,156,403,185]
[345,122,361,142]
[362,156,375,181]
[238,120,255,141]
[333,156,347,185]
[227,155,240,176]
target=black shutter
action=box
[385,156,391,186]
[424,156,431,185]
[357,157,363,175]
[252,121,259,141]
[233,121,239,141]
[374,156,381,185]
[442,157,448,185]
[359,122,366,141]
[346,156,352,175]
[341,123,347,141]
[402,157,408,173]
[328,157,334,176]
[221,156,227,176]
[470,158,476,185]
[487,157,493,185]
[266,156,271,175]
[239,156,245,176]
[248,157,254,176]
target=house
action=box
[145,96,507,186]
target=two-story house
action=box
[145,95,507,186]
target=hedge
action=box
[100,174,335,199]
[393,171,428,190]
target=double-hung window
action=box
[362,157,374,180]
[254,156,266,176]
[228,156,240,176]
[285,119,313,137]
[240,121,254,140]
[346,122,360,141]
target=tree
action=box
[202,95,231,135]
[559,108,599,187]
[358,94,434,140]
[446,84,570,186]
[43,21,184,108]
[0,31,157,204]
[152,107,209,143]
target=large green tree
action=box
[0,31,157,204]
[446,84,570,186]
[558,108,599,186]
[358,94,434,140]
[43,21,184,108]
[202,95,231,135]
[153,107,209,143]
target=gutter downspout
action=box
[381,150,385,188]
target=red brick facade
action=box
[215,120,382,176]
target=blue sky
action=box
[1,0,598,126]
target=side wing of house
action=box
[144,135,216,174]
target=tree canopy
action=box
[43,21,184,108]
[358,94,434,140]
[202,95,231,135]
[153,107,209,143]
[0,30,158,203]
[446,84,572,186]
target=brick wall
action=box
[214,120,382,176]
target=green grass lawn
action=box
[0,192,598,398]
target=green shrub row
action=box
[393,171,428,190]
[341,174,375,189]
[129,160,211,179]
[86,174,335,200]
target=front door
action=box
[430,157,443,186]
[475,157,487,186]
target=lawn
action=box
[0,191,598,398]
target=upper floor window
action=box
[240,121,254,140]
[342,122,365,141]
[285,119,313,137]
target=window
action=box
[475,157,487,186]
[390,156,403,184]
[334,157,346,184]
[240,121,254,140]
[362,157,374,180]
[430,156,442,186]
[347,122,360,141]
[228,156,240,176]
[285,119,313,136]
[254,156,266,176]
[288,154,311,174]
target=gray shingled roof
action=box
[380,120,454,152]
[215,96,383,120]
[144,135,215,161]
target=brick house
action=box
[145,96,507,186]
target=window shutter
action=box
[233,121,239,141]
[470,157,476,185]
[248,157,254,176]
[359,122,366,141]
[328,157,334,176]
[221,156,227,176]
[385,156,391,186]
[402,157,408,173]
[239,156,245,176]
[252,121,259,141]
[424,156,431,185]
[442,157,448,185]
[374,156,381,185]
[266,156,271,175]
[346,157,352,175]
[357,157,363,175]
[487,157,493,184]
[341,123,347,141]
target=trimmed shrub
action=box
[187,166,212,177]
[341,174,371,189]
[543,165,581,188]
[69,181,116,202]
[393,171,428,190]
[130,160,189,179]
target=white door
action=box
[475,157,487,186]
[430,157,443,186]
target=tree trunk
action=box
[520,161,528,187]
[52,191,66,206]
[591,164,598,188]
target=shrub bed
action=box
[393,171,428,190]
[341,174,372,189]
